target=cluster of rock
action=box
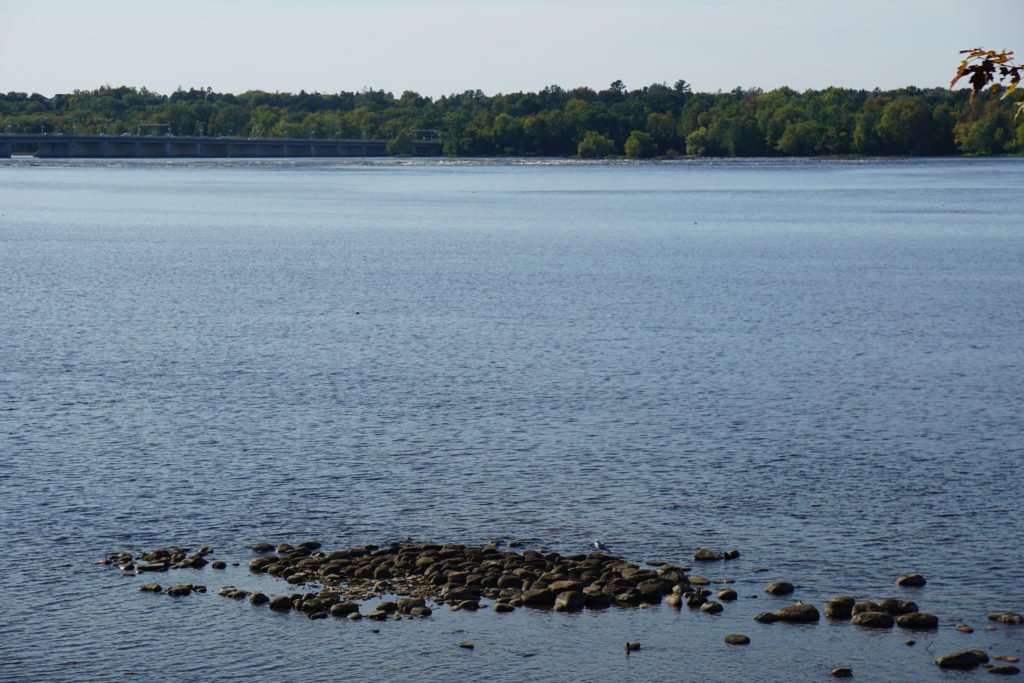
[246,541,704,614]
[107,541,1022,674]
[101,547,216,572]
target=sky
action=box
[2,0,1022,98]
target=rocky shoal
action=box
[101,541,1022,674]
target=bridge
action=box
[0,133,442,158]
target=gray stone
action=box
[724,634,750,645]
[764,582,795,596]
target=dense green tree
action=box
[624,130,657,158]
[577,130,617,158]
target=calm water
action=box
[1,157,1022,682]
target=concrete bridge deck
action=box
[0,134,442,158]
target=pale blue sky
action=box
[2,0,1021,97]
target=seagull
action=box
[592,540,610,552]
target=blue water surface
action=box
[1,157,1022,682]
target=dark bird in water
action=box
[592,540,610,552]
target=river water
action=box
[1,157,1022,682]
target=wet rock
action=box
[409,606,432,617]
[553,591,585,611]
[548,580,584,593]
[851,601,881,615]
[268,596,293,611]
[700,600,724,614]
[250,592,269,606]
[211,561,226,570]
[457,600,479,611]
[625,642,641,652]
[347,611,362,620]
[458,642,474,649]
[251,543,274,553]
[764,582,795,596]
[896,612,938,629]
[716,589,738,601]
[138,582,162,592]
[935,650,989,669]
[664,594,682,609]
[308,611,327,620]
[878,598,918,615]
[956,624,975,633]
[851,611,894,628]
[989,665,1021,675]
[825,596,855,619]
[493,603,515,613]
[376,601,398,613]
[995,657,1021,663]
[694,548,722,562]
[774,603,820,623]
[166,584,192,597]
[724,634,750,645]
[897,573,927,587]
[754,611,781,623]
[830,667,853,678]
[137,563,169,573]
[723,550,740,560]
[397,597,425,614]
[688,575,711,586]
[989,612,1024,625]
[367,610,388,620]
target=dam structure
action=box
[0,134,442,159]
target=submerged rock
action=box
[896,612,938,629]
[935,650,989,669]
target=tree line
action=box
[1,81,1021,157]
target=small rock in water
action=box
[956,624,974,633]
[935,650,989,669]
[724,634,750,645]
[989,612,1024,625]
[851,611,894,628]
[989,665,1021,675]
[764,582,795,596]
[896,612,938,629]
[896,573,927,587]
[830,667,853,678]
[774,603,820,623]
[458,642,474,649]
[625,642,641,652]
[693,548,722,562]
